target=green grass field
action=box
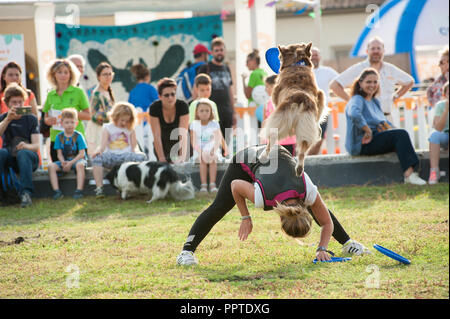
[0,183,448,299]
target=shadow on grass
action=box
[195,262,319,283]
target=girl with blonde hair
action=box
[177,145,370,266]
[190,98,227,192]
[91,102,146,198]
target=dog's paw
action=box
[295,162,304,177]
[146,199,154,204]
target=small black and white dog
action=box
[105,161,195,203]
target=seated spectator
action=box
[344,68,426,185]
[188,74,226,156]
[263,75,296,156]
[0,62,38,148]
[128,64,158,113]
[428,81,449,185]
[190,98,228,193]
[48,108,88,200]
[0,61,38,116]
[427,47,449,108]
[91,102,146,198]
[42,59,91,162]
[85,62,115,156]
[330,37,414,123]
[0,83,40,207]
[149,78,189,163]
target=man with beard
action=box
[197,37,236,145]
[330,37,414,122]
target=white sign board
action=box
[0,34,26,88]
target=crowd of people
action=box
[0,36,448,209]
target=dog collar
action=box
[293,60,307,66]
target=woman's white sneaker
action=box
[342,239,371,256]
[404,172,426,185]
[177,250,198,266]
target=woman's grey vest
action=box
[236,145,306,211]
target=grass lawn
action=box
[0,183,448,299]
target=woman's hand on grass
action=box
[238,218,253,241]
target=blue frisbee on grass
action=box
[373,244,411,265]
[313,257,351,264]
[265,47,281,74]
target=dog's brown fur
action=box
[260,42,326,176]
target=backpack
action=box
[0,167,22,206]
[175,61,206,103]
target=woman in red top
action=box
[0,62,38,116]
[0,62,38,147]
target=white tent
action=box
[350,0,449,82]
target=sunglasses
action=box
[162,93,176,98]
[54,60,70,67]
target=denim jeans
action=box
[360,129,419,173]
[0,149,39,195]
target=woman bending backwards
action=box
[177,144,370,265]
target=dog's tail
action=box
[169,179,196,201]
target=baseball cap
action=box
[193,44,211,55]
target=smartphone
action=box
[15,107,32,115]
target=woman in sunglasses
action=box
[149,77,189,163]
[427,47,449,108]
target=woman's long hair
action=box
[46,59,80,89]
[350,67,380,98]
[1,62,25,93]
[274,200,312,238]
[96,62,115,103]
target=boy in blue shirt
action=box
[48,108,88,199]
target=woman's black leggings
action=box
[182,162,350,252]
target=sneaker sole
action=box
[177,261,198,266]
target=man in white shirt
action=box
[330,37,414,122]
[68,54,90,94]
[309,47,339,155]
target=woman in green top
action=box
[242,49,267,127]
[43,59,91,161]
